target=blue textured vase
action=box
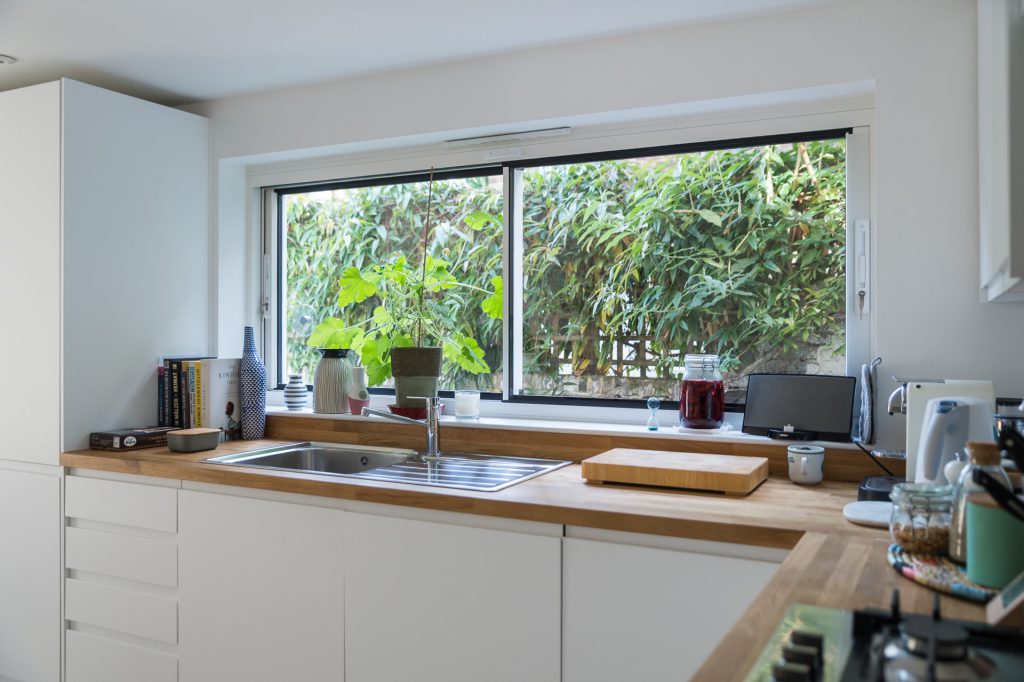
[240,326,267,439]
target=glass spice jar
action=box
[679,354,725,429]
[889,483,953,555]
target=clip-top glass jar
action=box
[679,354,725,429]
[889,483,953,555]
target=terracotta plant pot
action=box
[390,346,442,408]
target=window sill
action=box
[264,401,860,452]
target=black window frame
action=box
[273,165,503,399]
[271,128,852,411]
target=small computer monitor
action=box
[742,373,856,442]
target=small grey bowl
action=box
[167,428,222,453]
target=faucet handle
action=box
[408,396,440,422]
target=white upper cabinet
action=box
[0,79,209,463]
[0,83,62,465]
[978,0,1024,301]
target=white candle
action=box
[454,390,480,419]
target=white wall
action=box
[185,0,1024,448]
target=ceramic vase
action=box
[313,349,353,414]
[283,374,308,411]
[240,326,267,439]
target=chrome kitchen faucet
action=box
[362,396,441,459]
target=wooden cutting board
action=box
[581,448,769,495]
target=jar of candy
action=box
[679,354,725,429]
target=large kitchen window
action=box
[273,170,504,392]
[266,127,868,408]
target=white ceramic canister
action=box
[787,445,825,485]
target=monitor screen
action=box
[742,373,856,442]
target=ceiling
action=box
[0,0,837,106]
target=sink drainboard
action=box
[348,453,570,492]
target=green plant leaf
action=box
[481,276,503,319]
[336,266,378,308]
[464,210,497,231]
[307,317,349,349]
[697,209,723,227]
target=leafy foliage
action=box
[285,140,846,396]
[307,255,500,386]
[288,176,504,387]
[519,140,846,386]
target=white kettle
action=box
[914,396,994,485]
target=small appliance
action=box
[883,379,995,480]
[914,396,994,485]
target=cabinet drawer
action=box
[66,475,177,532]
[66,578,177,644]
[66,527,177,587]
[66,629,176,682]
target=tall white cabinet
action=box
[0,79,208,681]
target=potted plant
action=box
[307,172,502,408]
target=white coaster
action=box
[842,500,892,528]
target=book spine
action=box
[187,363,197,429]
[182,362,191,429]
[163,359,173,428]
[157,365,166,427]
[195,362,203,428]
[171,360,182,428]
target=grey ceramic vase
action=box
[390,346,442,408]
[239,326,267,439]
[313,349,353,414]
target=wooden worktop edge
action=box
[62,442,873,550]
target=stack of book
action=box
[158,357,242,441]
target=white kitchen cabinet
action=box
[0,82,61,466]
[344,508,562,682]
[0,78,209,461]
[0,465,61,682]
[562,529,783,682]
[1,77,207,680]
[64,473,181,682]
[978,0,1024,301]
[178,489,345,682]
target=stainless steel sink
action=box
[205,445,410,476]
[202,443,571,492]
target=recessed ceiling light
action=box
[0,54,18,65]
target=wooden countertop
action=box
[63,438,877,549]
[692,532,987,681]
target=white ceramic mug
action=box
[788,445,825,485]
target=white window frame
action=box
[254,106,873,423]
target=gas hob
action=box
[743,591,1024,681]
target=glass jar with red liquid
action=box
[679,354,725,429]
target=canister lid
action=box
[965,441,1001,466]
[788,445,825,455]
